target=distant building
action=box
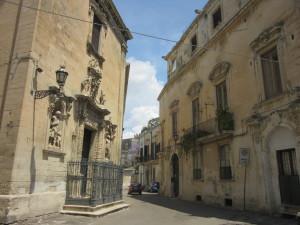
[138,118,161,189]
[121,136,140,168]
[158,0,300,215]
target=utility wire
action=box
[2,0,281,63]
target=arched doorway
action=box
[171,154,179,197]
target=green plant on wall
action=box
[217,109,234,131]
[181,129,210,152]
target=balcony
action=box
[181,111,234,151]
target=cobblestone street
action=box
[15,193,297,225]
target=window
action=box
[172,111,178,137]
[171,59,177,72]
[261,47,283,99]
[192,98,200,129]
[213,7,222,28]
[277,149,298,176]
[193,149,203,180]
[144,145,149,161]
[219,145,232,180]
[216,81,228,111]
[92,14,102,52]
[191,35,198,53]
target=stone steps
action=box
[61,200,129,217]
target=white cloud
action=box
[123,58,163,139]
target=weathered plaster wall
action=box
[159,0,300,214]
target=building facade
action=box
[158,0,300,214]
[121,136,140,168]
[138,118,161,189]
[0,0,131,223]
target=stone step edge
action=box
[63,200,125,212]
[60,203,129,217]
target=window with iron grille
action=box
[193,149,203,180]
[172,111,178,137]
[277,149,298,176]
[191,35,197,54]
[261,47,283,99]
[212,7,222,29]
[192,98,200,129]
[219,145,232,180]
[216,81,228,111]
[92,14,102,52]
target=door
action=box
[81,128,93,195]
[277,149,300,205]
[171,154,179,197]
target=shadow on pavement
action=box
[129,193,297,225]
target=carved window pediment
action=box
[209,61,231,84]
[169,99,179,110]
[250,22,284,51]
[187,81,202,98]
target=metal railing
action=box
[66,161,123,207]
[184,118,217,139]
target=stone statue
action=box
[48,112,62,148]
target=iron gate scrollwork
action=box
[66,161,123,206]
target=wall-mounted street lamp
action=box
[34,66,69,99]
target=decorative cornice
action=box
[94,0,133,44]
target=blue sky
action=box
[114,0,208,138]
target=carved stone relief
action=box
[209,61,231,83]
[250,21,284,51]
[81,59,107,106]
[105,120,117,144]
[47,93,74,150]
[187,81,202,98]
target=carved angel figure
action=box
[48,112,62,148]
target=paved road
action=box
[16,193,297,225]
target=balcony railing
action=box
[66,161,123,207]
[181,112,234,151]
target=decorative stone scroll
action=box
[209,61,231,83]
[81,58,107,106]
[250,21,284,51]
[187,81,202,98]
[105,120,117,144]
[169,99,179,109]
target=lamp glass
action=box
[56,67,68,87]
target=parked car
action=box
[128,183,142,195]
[149,182,160,193]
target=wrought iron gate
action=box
[66,161,123,206]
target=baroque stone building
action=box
[0,0,131,223]
[158,0,300,214]
[138,118,161,189]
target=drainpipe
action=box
[0,0,24,128]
